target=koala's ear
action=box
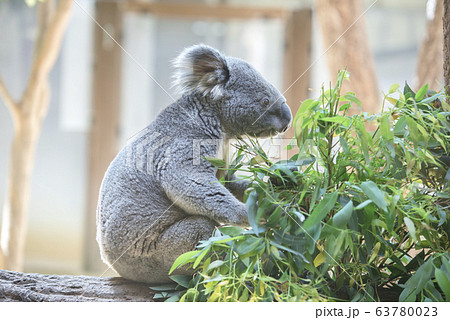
[173,44,229,99]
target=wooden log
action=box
[0,269,154,302]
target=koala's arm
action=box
[225,174,251,202]
[160,163,248,227]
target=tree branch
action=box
[0,270,155,302]
[0,74,20,122]
[22,0,73,111]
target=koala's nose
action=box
[279,102,292,133]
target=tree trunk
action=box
[415,0,444,91]
[444,0,450,94]
[0,0,73,271]
[1,119,41,271]
[316,0,380,116]
[0,269,154,302]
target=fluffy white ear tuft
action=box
[172,44,229,99]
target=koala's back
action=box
[96,127,187,271]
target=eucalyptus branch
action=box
[22,0,72,110]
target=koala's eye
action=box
[263,98,270,106]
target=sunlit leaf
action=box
[169,250,201,274]
[361,181,387,212]
[313,251,326,267]
[403,217,417,242]
[204,157,226,168]
[415,83,428,101]
[388,83,400,94]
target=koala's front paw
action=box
[225,204,248,227]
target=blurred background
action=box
[0,0,439,276]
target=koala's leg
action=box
[117,215,217,284]
[154,215,218,277]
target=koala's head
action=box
[173,44,292,138]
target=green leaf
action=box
[246,191,265,235]
[313,251,326,267]
[389,254,407,272]
[204,157,226,168]
[219,226,244,237]
[298,98,320,115]
[165,295,180,302]
[405,116,420,148]
[270,163,297,183]
[306,223,322,254]
[324,234,339,263]
[169,250,201,274]
[205,260,225,272]
[389,83,400,94]
[193,248,210,268]
[403,82,415,99]
[149,283,178,291]
[270,240,308,262]
[339,135,349,154]
[380,114,393,141]
[270,245,281,259]
[437,206,447,227]
[415,83,428,101]
[152,293,165,299]
[360,181,387,212]
[355,200,372,210]
[321,116,351,128]
[302,192,338,231]
[169,275,191,288]
[341,93,362,106]
[250,154,266,165]
[368,242,381,264]
[393,115,407,136]
[356,120,371,163]
[339,103,351,111]
[403,217,417,242]
[435,268,450,300]
[386,97,398,106]
[332,200,354,228]
[235,237,264,258]
[399,259,434,301]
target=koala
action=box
[96,44,292,284]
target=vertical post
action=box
[282,9,312,156]
[85,1,122,272]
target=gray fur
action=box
[172,44,229,99]
[97,45,292,284]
